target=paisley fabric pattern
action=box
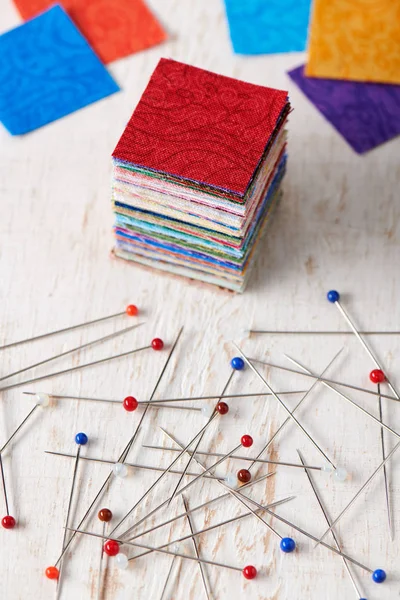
[306,0,400,84]
[0,5,119,135]
[288,65,400,154]
[13,0,166,64]
[224,0,312,54]
[112,58,289,197]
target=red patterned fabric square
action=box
[112,59,288,197]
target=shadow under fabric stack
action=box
[111,59,290,292]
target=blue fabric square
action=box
[0,4,119,135]
[224,0,312,55]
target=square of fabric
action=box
[306,0,400,84]
[223,0,312,54]
[112,58,289,197]
[288,65,400,154]
[0,5,120,135]
[13,0,167,64]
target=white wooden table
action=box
[1,1,399,599]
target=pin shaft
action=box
[378,384,393,539]
[143,445,322,470]
[57,445,82,587]
[0,345,150,394]
[0,405,39,454]
[0,310,126,351]
[0,454,10,515]
[183,496,210,600]
[249,330,400,335]
[97,521,106,600]
[159,556,176,600]
[0,322,143,383]
[23,392,200,412]
[45,450,228,481]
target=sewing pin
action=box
[45,450,230,481]
[0,454,15,529]
[48,328,181,570]
[327,290,400,401]
[233,344,336,469]
[0,340,160,394]
[168,367,236,505]
[297,450,365,600]
[234,481,385,580]
[142,444,323,471]
[97,508,112,600]
[66,526,257,579]
[46,432,88,583]
[250,358,400,403]
[23,391,201,413]
[0,304,139,351]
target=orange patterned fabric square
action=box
[306,0,400,84]
[13,0,167,64]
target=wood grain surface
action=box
[0,1,399,599]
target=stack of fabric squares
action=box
[111,59,290,292]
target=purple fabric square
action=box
[288,65,400,154]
